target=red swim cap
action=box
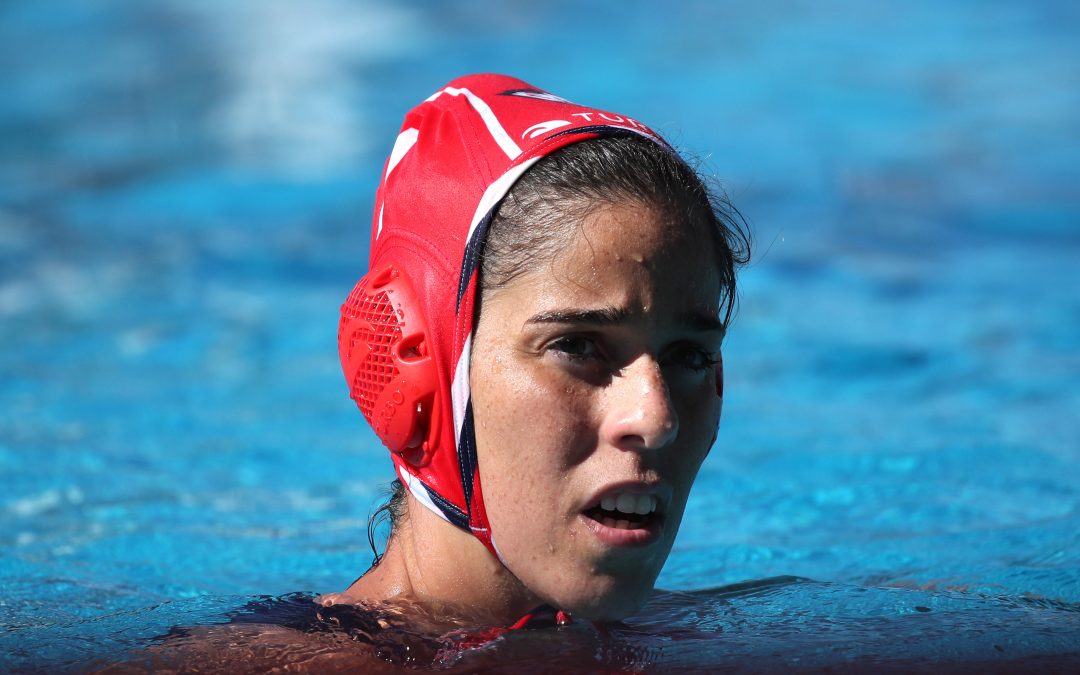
[338,74,671,559]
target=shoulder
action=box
[95,622,397,674]
[93,595,398,674]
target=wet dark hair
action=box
[366,479,406,566]
[481,133,748,324]
[364,134,750,567]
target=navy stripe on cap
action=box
[424,483,469,529]
[456,401,479,515]
[456,207,496,312]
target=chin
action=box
[574,590,651,622]
[559,573,656,622]
[549,544,676,621]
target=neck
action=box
[341,494,543,626]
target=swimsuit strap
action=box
[507,604,574,629]
[446,605,574,653]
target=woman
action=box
[100,73,747,673]
[329,73,748,629]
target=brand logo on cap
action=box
[499,88,572,104]
[522,120,572,139]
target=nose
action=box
[602,355,679,452]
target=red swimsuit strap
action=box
[506,605,574,630]
[448,605,575,653]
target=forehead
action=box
[491,200,723,320]
[573,200,705,261]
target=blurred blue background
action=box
[2,0,1078,669]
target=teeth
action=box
[600,493,658,515]
[634,497,652,515]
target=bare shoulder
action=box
[93,622,398,674]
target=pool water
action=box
[2,0,1079,671]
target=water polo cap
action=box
[338,73,682,559]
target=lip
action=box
[580,481,672,548]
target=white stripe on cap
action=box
[396,464,451,524]
[464,157,542,250]
[450,157,541,441]
[451,333,472,445]
[385,127,419,179]
[376,127,419,240]
[427,86,522,159]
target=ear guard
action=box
[338,264,441,466]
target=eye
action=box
[548,334,600,362]
[664,343,720,372]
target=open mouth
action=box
[583,493,661,530]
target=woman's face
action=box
[471,199,724,620]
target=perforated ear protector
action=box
[338,263,441,467]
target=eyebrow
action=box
[678,310,727,336]
[527,307,629,326]
[526,306,726,336]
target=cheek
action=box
[472,360,596,519]
[670,380,721,477]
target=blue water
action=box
[2,0,1079,671]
